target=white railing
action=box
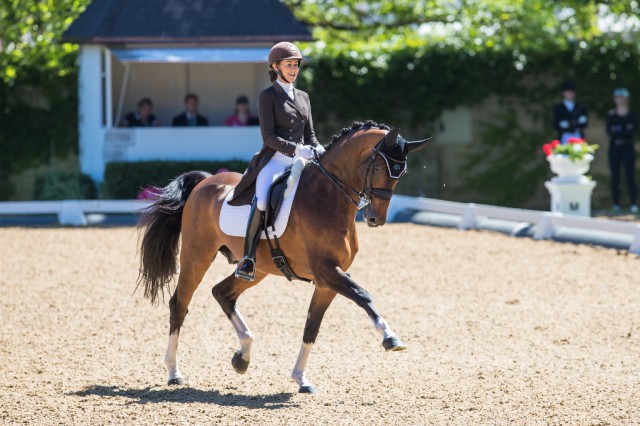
[103,127,262,162]
[387,195,640,254]
[0,200,151,226]
[2,195,640,254]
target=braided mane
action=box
[325,120,390,149]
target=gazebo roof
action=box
[63,0,312,44]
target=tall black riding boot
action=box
[235,199,265,281]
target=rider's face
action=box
[275,60,300,83]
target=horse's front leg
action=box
[291,286,337,394]
[315,265,406,351]
[212,272,267,374]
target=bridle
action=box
[311,133,407,210]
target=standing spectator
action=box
[120,98,159,127]
[553,80,589,144]
[224,95,259,126]
[606,87,638,214]
[172,93,209,127]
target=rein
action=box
[311,134,406,210]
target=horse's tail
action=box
[137,170,212,304]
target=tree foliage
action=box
[0,0,90,198]
[0,0,90,83]
[284,0,640,52]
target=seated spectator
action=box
[224,95,259,126]
[120,98,159,127]
[172,93,209,127]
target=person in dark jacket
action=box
[121,98,158,127]
[606,87,638,214]
[553,80,589,144]
[171,93,209,127]
[230,41,323,281]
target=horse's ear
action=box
[405,137,433,154]
[385,128,399,147]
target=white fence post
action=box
[629,225,640,254]
[58,200,88,226]
[459,203,477,230]
[533,212,557,240]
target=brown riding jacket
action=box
[228,82,320,206]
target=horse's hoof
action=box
[382,336,407,351]
[231,351,250,374]
[299,384,317,394]
[167,376,185,385]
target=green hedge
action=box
[34,169,96,200]
[102,160,248,199]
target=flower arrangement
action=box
[542,137,598,162]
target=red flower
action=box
[542,144,553,156]
[567,137,585,144]
[551,140,560,148]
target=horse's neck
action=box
[298,157,359,226]
[320,141,364,192]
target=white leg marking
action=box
[230,311,254,361]
[164,331,184,382]
[373,317,397,340]
[291,342,314,388]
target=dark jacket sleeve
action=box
[258,90,298,156]
[302,92,320,147]
[607,111,637,140]
[552,104,562,134]
[198,115,209,126]
[172,114,183,127]
[626,111,638,139]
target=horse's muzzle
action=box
[366,216,386,227]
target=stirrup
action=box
[235,257,256,281]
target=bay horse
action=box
[137,121,431,393]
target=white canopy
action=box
[111,47,270,63]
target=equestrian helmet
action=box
[268,42,304,65]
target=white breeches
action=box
[255,152,294,211]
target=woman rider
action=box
[228,41,324,281]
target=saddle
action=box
[264,169,290,229]
[262,167,311,283]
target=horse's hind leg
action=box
[315,265,406,351]
[165,248,217,385]
[211,272,267,374]
[291,286,337,394]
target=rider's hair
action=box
[268,63,278,82]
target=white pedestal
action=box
[545,176,596,217]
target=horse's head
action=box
[357,128,432,227]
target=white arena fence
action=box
[387,195,640,254]
[0,200,151,226]
[0,196,639,254]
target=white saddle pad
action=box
[219,161,304,239]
